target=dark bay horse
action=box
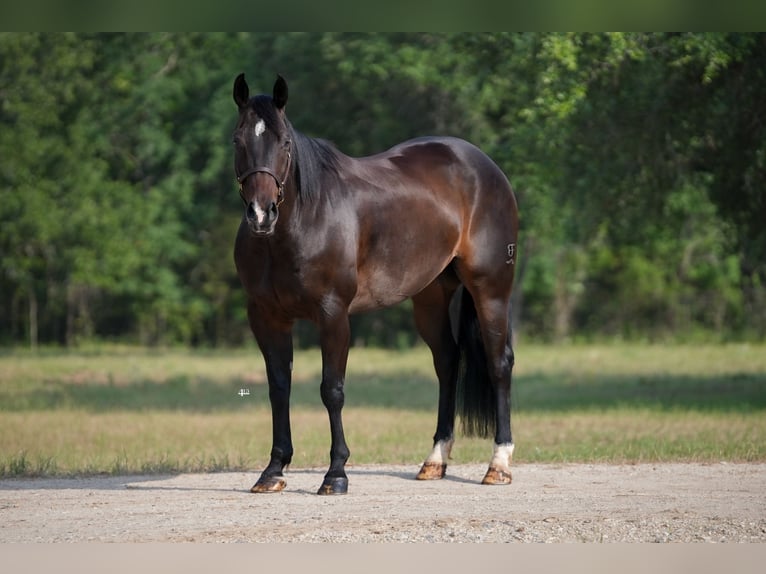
[232,74,519,495]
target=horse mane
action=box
[289,124,342,203]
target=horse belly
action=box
[349,224,457,314]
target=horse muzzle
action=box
[246,199,278,236]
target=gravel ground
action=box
[1,463,765,543]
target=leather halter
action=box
[236,144,292,207]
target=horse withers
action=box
[232,74,519,495]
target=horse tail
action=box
[451,286,496,438]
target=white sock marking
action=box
[425,438,454,465]
[490,443,515,469]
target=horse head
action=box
[232,74,292,236]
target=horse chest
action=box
[245,252,360,326]
[243,259,308,310]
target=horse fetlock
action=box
[490,442,514,466]
[417,438,454,480]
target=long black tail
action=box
[451,286,496,438]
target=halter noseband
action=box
[236,144,292,207]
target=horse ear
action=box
[233,73,249,108]
[273,74,288,110]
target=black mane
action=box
[288,122,342,203]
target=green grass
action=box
[1,343,765,477]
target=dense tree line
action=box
[1,33,764,347]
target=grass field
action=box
[1,343,765,477]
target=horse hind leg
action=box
[474,294,515,485]
[411,280,459,480]
[451,271,515,484]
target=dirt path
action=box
[2,463,764,542]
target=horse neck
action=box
[289,128,343,202]
[274,126,344,244]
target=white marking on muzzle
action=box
[254,119,265,138]
[254,203,267,225]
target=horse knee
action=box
[320,379,345,410]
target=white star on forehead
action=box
[254,119,266,138]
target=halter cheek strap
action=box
[237,147,292,208]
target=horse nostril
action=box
[269,201,278,215]
[246,202,256,220]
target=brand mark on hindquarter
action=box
[506,243,516,265]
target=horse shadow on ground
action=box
[0,466,479,492]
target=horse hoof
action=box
[317,476,348,495]
[481,466,512,485]
[416,462,447,480]
[250,475,286,493]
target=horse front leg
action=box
[249,307,294,493]
[317,307,352,495]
